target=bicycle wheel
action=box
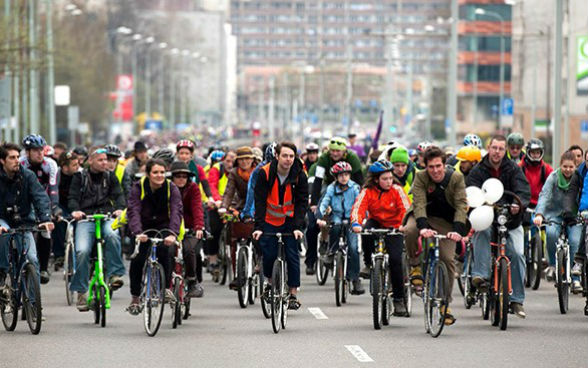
[93,284,100,325]
[260,274,271,319]
[172,277,181,328]
[371,258,384,330]
[462,249,474,309]
[248,271,257,305]
[99,286,106,328]
[498,258,509,331]
[280,265,288,330]
[334,252,344,307]
[480,291,490,320]
[425,262,448,338]
[271,261,283,333]
[1,272,18,331]
[218,228,228,285]
[530,232,542,290]
[22,264,42,335]
[556,249,569,314]
[237,247,249,309]
[316,237,329,286]
[402,252,412,317]
[143,262,165,337]
[64,241,74,306]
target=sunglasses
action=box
[93,148,108,155]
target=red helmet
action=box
[176,139,195,152]
[330,161,352,176]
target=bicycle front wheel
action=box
[402,252,412,317]
[530,232,542,290]
[172,277,181,328]
[64,241,75,306]
[316,237,329,286]
[260,274,271,319]
[498,258,509,331]
[334,252,344,307]
[371,258,384,330]
[218,229,228,285]
[143,262,165,337]
[99,286,106,328]
[270,261,283,333]
[556,249,569,314]
[462,249,474,310]
[22,264,42,335]
[1,272,18,331]
[425,261,448,338]
[237,247,249,309]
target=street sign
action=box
[55,85,71,106]
[581,120,588,139]
[501,98,513,116]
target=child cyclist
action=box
[351,159,411,316]
[316,162,364,295]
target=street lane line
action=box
[345,345,374,363]
[307,307,328,319]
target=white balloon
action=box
[466,186,485,208]
[469,205,494,231]
[482,178,504,204]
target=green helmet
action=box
[507,132,524,147]
[328,137,348,151]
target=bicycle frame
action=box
[490,214,513,297]
[84,214,111,310]
[172,242,184,289]
[5,229,36,309]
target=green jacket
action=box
[310,150,364,205]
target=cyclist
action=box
[68,147,126,311]
[219,147,257,290]
[316,162,364,295]
[253,142,308,310]
[126,159,183,314]
[0,143,54,288]
[20,134,60,284]
[124,141,149,181]
[104,144,131,200]
[241,143,277,221]
[170,161,205,298]
[176,139,214,203]
[453,145,482,178]
[389,146,415,197]
[568,145,584,168]
[351,159,410,315]
[304,142,320,172]
[467,135,531,318]
[534,151,582,292]
[73,146,88,167]
[402,146,468,325]
[447,134,483,167]
[506,132,525,164]
[52,142,68,162]
[208,150,226,168]
[519,138,553,209]
[414,141,433,170]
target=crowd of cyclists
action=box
[1,129,588,333]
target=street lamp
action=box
[157,42,167,119]
[144,36,155,117]
[475,8,505,131]
[169,48,180,127]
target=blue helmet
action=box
[265,142,278,162]
[210,150,226,163]
[22,134,47,149]
[463,134,482,149]
[369,159,394,174]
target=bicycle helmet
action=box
[416,141,433,153]
[252,147,263,162]
[506,132,525,147]
[525,138,544,162]
[330,161,352,176]
[368,159,394,174]
[456,145,482,162]
[22,134,47,149]
[328,137,348,151]
[73,146,88,157]
[305,142,320,152]
[265,142,278,162]
[152,148,175,167]
[463,134,482,149]
[176,139,195,153]
[209,150,226,163]
[104,144,122,158]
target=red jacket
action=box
[351,184,410,228]
[519,159,553,207]
[179,181,204,230]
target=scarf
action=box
[557,168,571,191]
[237,167,253,182]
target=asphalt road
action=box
[1,262,587,368]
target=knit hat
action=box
[390,147,409,164]
[169,161,194,176]
[235,146,255,160]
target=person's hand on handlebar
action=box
[72,211,85,221]
[164,235,176,246]
[195,229,203,240]
[293,230,304,240]
[533,214,543,227]
[316,219,327,227]
[510,204,520,215]
[137,234,149,243]
[0,226,7,234]
[419,228,437,238]
[352,225,362,233]
[39,222,55,232]
[252,230,263,240]
[446,232,462,242]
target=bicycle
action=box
[170,240,186,328]
[235,235,260,309]
[332,221,350,307]
[361,228,405,330]
[419,234,450,338]
[216,212,237,285]
[524,208,543,290]
[457,239,478,310]
[59,217,76,306]
[262,232,293,334]
[130,228,178,337]
[315,230,330,286]
[0,225,44,335]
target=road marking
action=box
[307,307,328,319]
[345,345,374,363]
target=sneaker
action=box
[164,288,176,304]
[359,266,371,279]
[108,275,124,291]
[186,281,204,298]
[472,276,489,292]
[545,266,556,282]
[393,299,407,317]
[572,280,583,294]
[351,279,365,295]
[440,305,456,325]
[288,294,301,310]
[511,302,526,319]
[53,257,64,271]
[76,292,89,312]
[410,266,423,287]
[126,297,142,316]
[40,271,50,284]
[571,262,582,276]
[305,266,315,276]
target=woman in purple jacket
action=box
[126,159,183,314]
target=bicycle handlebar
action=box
[359,228,402,236]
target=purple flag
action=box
[371,110,383,150]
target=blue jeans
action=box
[328,224,360,281]
[545,219,582,281]
[69,219,125,293]
[0,219,39,276]
[260,223,300,288]
[472,225,525,304]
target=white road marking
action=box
[345,345,374,363]
[307,307,328,320]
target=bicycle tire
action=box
[99,286,106,328]
[426,262,448,338]
[64,241,74,306]
[271,261,282,333]
[316,237,329,286]
[490,265,499,327]
[237,247,249,309]
[1,272,18,331]
[280,265,288,330]
[498,258,509,330]
[402,252,412,317]
[531,232,542,290]
[260,274,271,319]
[462,249,474,309]
[334,252,344,307]
[172,277,181,328]
[93,284,100,325]
[556,249,569,314]
[218,228,228,285]
[22,264,42,335]
[248,272,257,305]
[371,258,384,330]
[382,267,391,326]
[480,291,490,320]
[143,262,165,337]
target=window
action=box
[459,36,512,52]
[460,4,512,21]
[459,64,512,82]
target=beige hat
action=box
[235,146,255,160]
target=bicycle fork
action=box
[88,239,111,309]
[491,238,512,296]
[555,240,571,285]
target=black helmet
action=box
[22,134,47,149]
[104,144,122,158]
[525,138,544,162]
[152,148,175,167]
[73,146,88,157]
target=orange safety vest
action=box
[262,163,295,226]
